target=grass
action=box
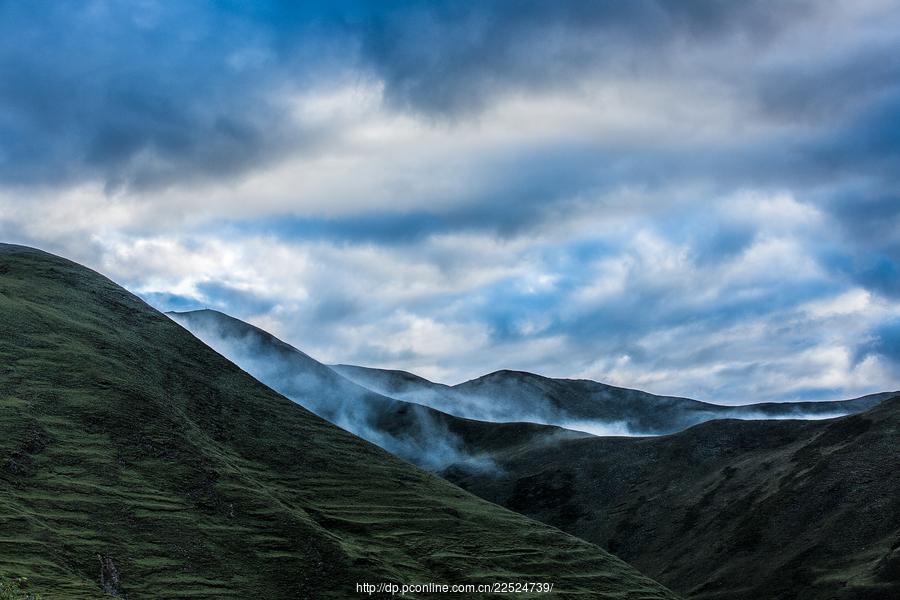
[0,244,679,599]
[0,575,42,600]
[449,395,900,600]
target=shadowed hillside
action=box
[0,244,678,599]
[167,309,899,599]
[333,364,892,435]
[447,397,900,600]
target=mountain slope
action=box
[447,396,900,600]
[0,244,677,599]
[333,364,893,435]
[169,309,589,471]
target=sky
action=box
[1,0,899,404]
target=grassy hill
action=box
[166,304,900,599]
[0,244,678,599]
[333,364,892,435]
[448,396,900,599]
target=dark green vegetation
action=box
[448,397,900,600]
[0,575,41,600]
[0,244,679,599]
[334,364,892,435]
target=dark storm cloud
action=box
[0,0,826,190]
[858,318,900,375]
[2,0,895,255]
[756,43,900,124]
[0,1,344,188]
[803,91,900,298]
[361,0,816,116]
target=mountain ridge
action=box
[171,307,900,598]
[332,362,893,434]
[168,309,591,470]
[0,244,678,599]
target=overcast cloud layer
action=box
[2,0,899,403]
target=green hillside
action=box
[449,396,900,599]
[170,309,900,598]
[0,244,678,599]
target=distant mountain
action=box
[332,364,893,435]
[0,244,678,599]
[447,396,900,600]
[170,309,588,471]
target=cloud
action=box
[0,0,898,404]
[0,1,347,189]
[70,195,898,404]
[858,318,900,376]
[359,0,818,116]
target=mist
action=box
[722,410,851,422]
[329,365,649,434]
[168,309,882,472]
[332,364,877,438]
[167,311,495,473]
